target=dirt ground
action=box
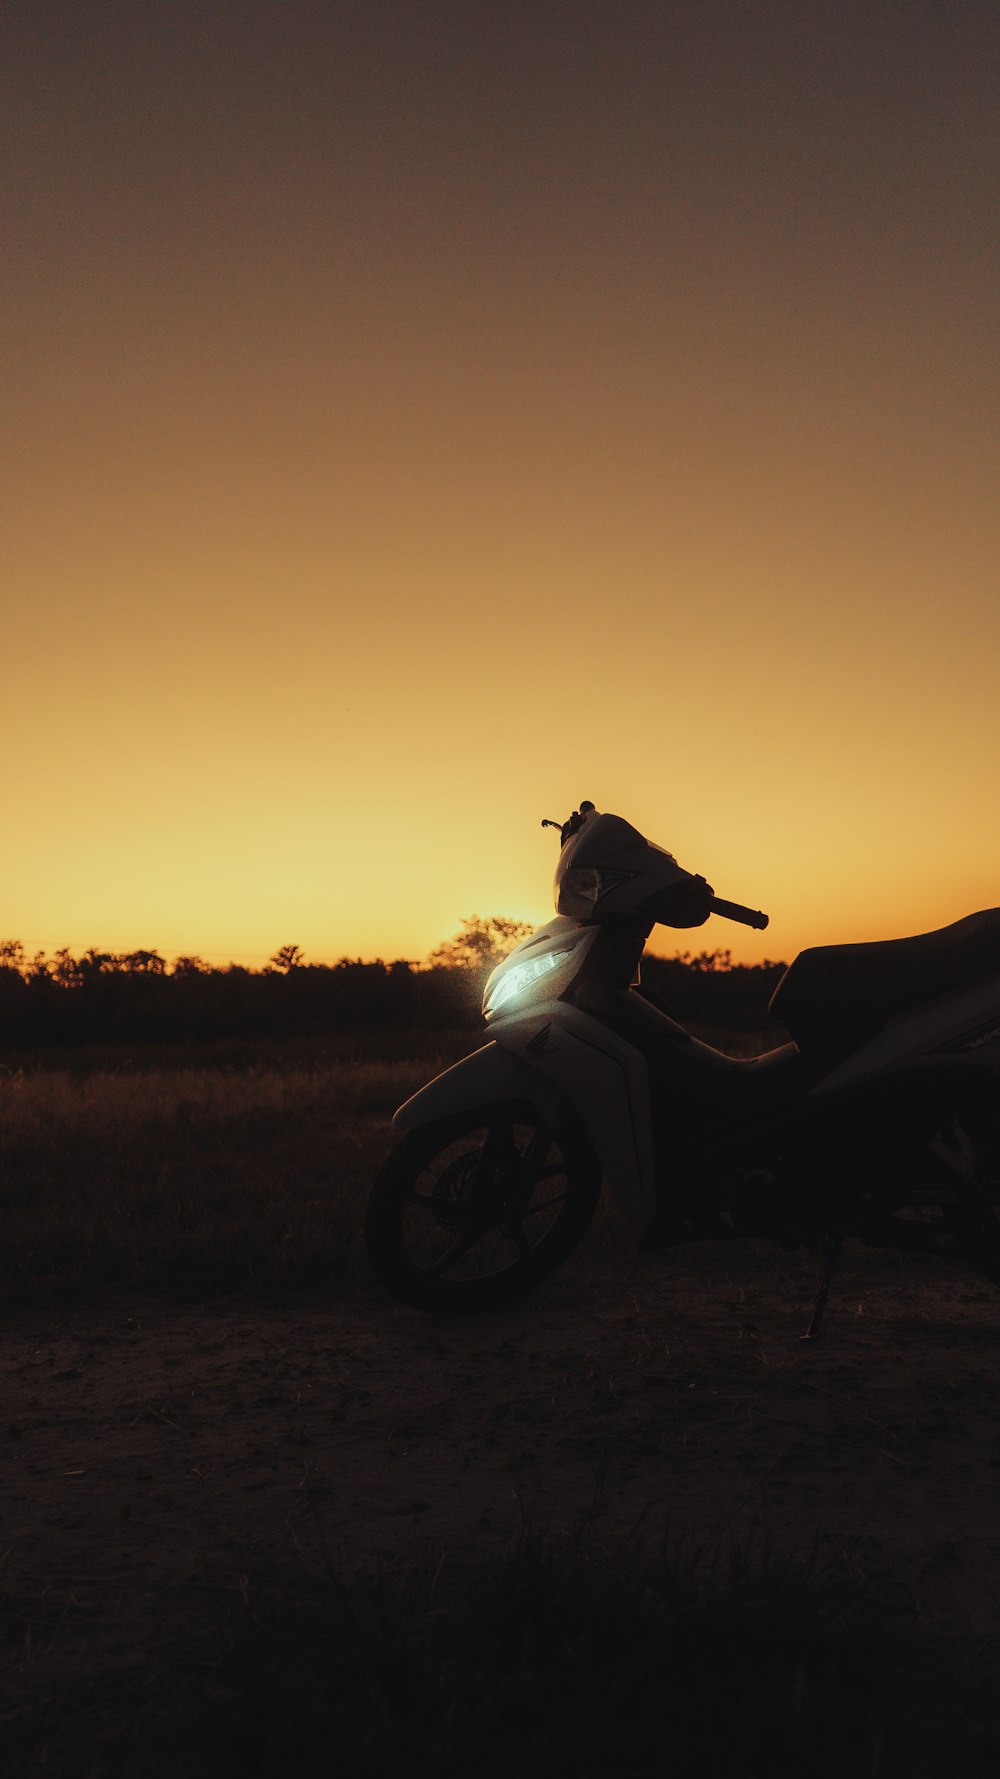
[4,1237,1000,1772]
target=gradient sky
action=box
[5,0,999,968]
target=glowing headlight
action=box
[484,948,572,1018]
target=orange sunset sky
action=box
[6,1,999,969]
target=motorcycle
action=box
[364,804,1000,1336]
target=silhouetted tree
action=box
[269,944,305,974]
[80,949,119,977]
[671,949,734,973]
[428,916,532,973]
[52,948,82,988]
[0,942,27,1014]
[171,955,208,977]
[123,950,166,975]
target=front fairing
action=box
[554,809,693,920]
[482,918,599,1023]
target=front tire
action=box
[363,1101,601,1313]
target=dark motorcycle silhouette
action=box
[365,804,1000,1335]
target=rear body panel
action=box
[810,973,1000,1096]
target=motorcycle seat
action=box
[769,907,1000,1059]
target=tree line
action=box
[0,920,788,1049]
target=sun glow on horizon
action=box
[6,4,1000,976]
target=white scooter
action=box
[364,805,1000,1334]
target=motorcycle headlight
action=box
[483,948,573,1019]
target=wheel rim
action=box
[398,1113,572,1283]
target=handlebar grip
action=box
[709,896,769,931]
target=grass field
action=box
[0,1024,778,1304]
[0,1034,474,1302]
[6,1030,1000,1776]
[112,1522,1000,1779]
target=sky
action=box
[5,0,999,968]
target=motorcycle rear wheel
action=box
[363,1101,601,1314]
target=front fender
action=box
[392,1013,658,1242]
[393,1041,567,1133]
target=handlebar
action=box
[709,896,769,931]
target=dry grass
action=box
[5,1035,1000,1777]
[0,1025,780,1303]
[6,1520,999,1779]
[0,1046,466,1300]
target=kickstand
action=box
[801,1236,840,1341]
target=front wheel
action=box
[363,1101,601,1313]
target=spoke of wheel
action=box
[425,1223,492,1277]
[484,1122,519,1167]
[521,1129,552,1175]
[521,1191,568,1219]
[508,1222,530,1257]
[535,1162,566,1181]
